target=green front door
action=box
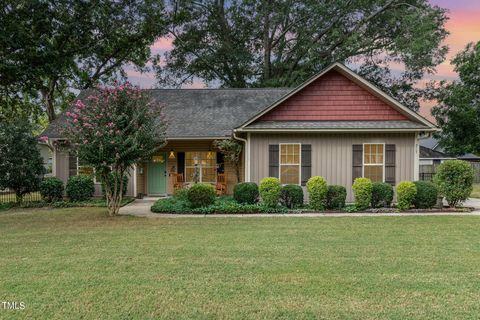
[148,154,167,194]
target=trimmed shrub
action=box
[187,184,216,208]
[352,178,373,210]
[433,160,474,207]
[233,182,259,204]
[259,177,281,207]
[173,188,189,202]
[39,177,64,203]
[306,176,328,210]
[413,181,438,209]
[280,184,304,209]
[371,182,394,208]
[66,175,95,201]
[396,181,417,210]
[101,174,128,197]
[326,185,347,210]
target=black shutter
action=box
[177,152,185,175]
[352,145,363,182]
[301,144,312,186]
[385,144,396,185]
[216,152,224,174]
[269,145,279,178]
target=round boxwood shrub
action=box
[39,177,64,203]
[352,177,373,210]
[66,175,95,201]
[396,181,417,210]
[187,184,216,208]
[371,182,394,208]
[306,176,328,210]
[280,184,304,209]
[259,177,281,208]
[326,185,346,210]
[233,182,259,204]
[433,160,474,207]
[101,173,128,197]
[413,181,438,209]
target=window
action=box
[363,144,384,182]
[77,158,97,183]
[280,144,301,185]
[185,152,216,183]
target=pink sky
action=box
[127,1,480,119]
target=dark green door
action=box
[148,154,167,194]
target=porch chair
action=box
[173,173,185,192]
[216,173,227,195]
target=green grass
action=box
[471,183,480,198]
[1,208,480,319]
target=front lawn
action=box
[1,208,480,319]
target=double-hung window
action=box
[363,143,384,182]
[280,144,301,185]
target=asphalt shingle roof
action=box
[42,88,430,138]
[419,146,453,159]
[42,88,291,138]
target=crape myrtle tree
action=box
[62,82,167,216]
[432,41,480,156]
[0,121,45,202]
[156,0,448,111]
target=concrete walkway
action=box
[119,197,480,219]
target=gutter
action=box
[232,130,249,182]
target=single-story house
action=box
[42,63,437,201]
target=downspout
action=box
[233,130,249,182]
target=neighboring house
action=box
[41,63,437,201]
[418,145,455,181]
[419,137,480,182]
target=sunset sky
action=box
[127,0,480,119]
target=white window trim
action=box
[362,143,385,183]
[279,143,302,185]
[184,152,217,184]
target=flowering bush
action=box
[63,82,167,215]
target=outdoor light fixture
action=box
[169,149,175,159]
[207,148,214,160]
[152,155,165,163]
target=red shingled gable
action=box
[258,70,408,121]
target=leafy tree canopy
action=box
[156,0,448,111]
[0,0,167,123]
[432,41,480,156]
[0,121,45,202]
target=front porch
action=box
[135,139,243,197]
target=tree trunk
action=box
[41,79,58,122]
